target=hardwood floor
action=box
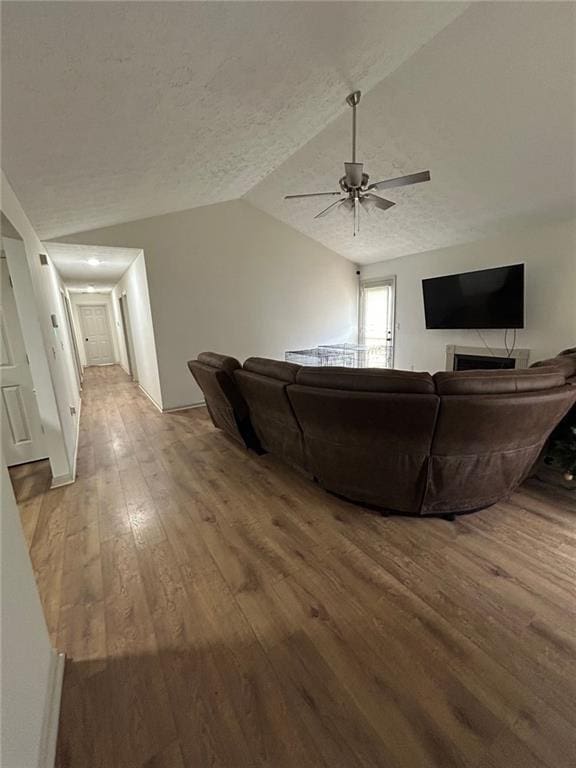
[9,365,576,768]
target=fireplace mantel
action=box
[445,344,530,371]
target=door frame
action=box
[78,303,115,367]
[1,221,72,484]
[118,292,138,381]
[358,275,397,368]
[60,289,82,390]
[0,254,48,466]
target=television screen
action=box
[422,264,524,329]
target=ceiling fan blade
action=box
[314,199,346,219]
[284,192,341,200]
[367,170,430,192]
[364,193,396,211]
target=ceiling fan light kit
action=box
[284,90,431,236]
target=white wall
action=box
[2,172,79,482]
[70,292,120,368]
[57,199,358,409]
[361,219,576,373]
[1,459,56,768]
[111,251,162,404]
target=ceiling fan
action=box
[284,91,430,236]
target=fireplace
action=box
[445,344,530,372]
[453,353,515,371]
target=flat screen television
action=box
[422,264,524,329]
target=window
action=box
[359,277,395,367]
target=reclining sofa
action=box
[187,349,576,516]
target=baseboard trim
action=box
[137,385,205,415]
[49,398,82,489]
[70,397,82,482]
[138,383,163,413]
[50,472,75,488]
[38,650,65,768]
[162,401,206,413]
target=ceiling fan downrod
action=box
[346,90,361,164]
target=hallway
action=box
[10,366,576,768]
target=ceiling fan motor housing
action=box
[344,162,365,189]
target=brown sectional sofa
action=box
[186,353,261,451]
[288,367,438,513]
[234,357,305,469]
[425,367,571,513]
[187,349,576,517]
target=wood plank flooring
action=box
[9,365,576,768]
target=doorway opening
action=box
[359,276,396,368]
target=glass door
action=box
[359,277,395,367]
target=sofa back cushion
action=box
[243,357,300,383]
[288,384,439,513]
[235,357,305,469]
[531,356,576,382]
[197,351,240,374]
[296,367,435,394]
[434,366,565,395]
[187,354,258,448]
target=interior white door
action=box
[0,258,47,465]
[79,305,114,365]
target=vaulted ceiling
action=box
[248,2,576,262]
[2,2,574,264]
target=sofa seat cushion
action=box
[295,367,435,394]
[434,366,565,395]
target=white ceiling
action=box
[2,2,575,265]
[2,1,466,241]
[45,243,140,292]
[247,2,576,263]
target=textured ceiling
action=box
[1,1,466,240]
[247,2,576,263]
[45,243,140,292]
[2,2,574,265]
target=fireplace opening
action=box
[453,353,516,371]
